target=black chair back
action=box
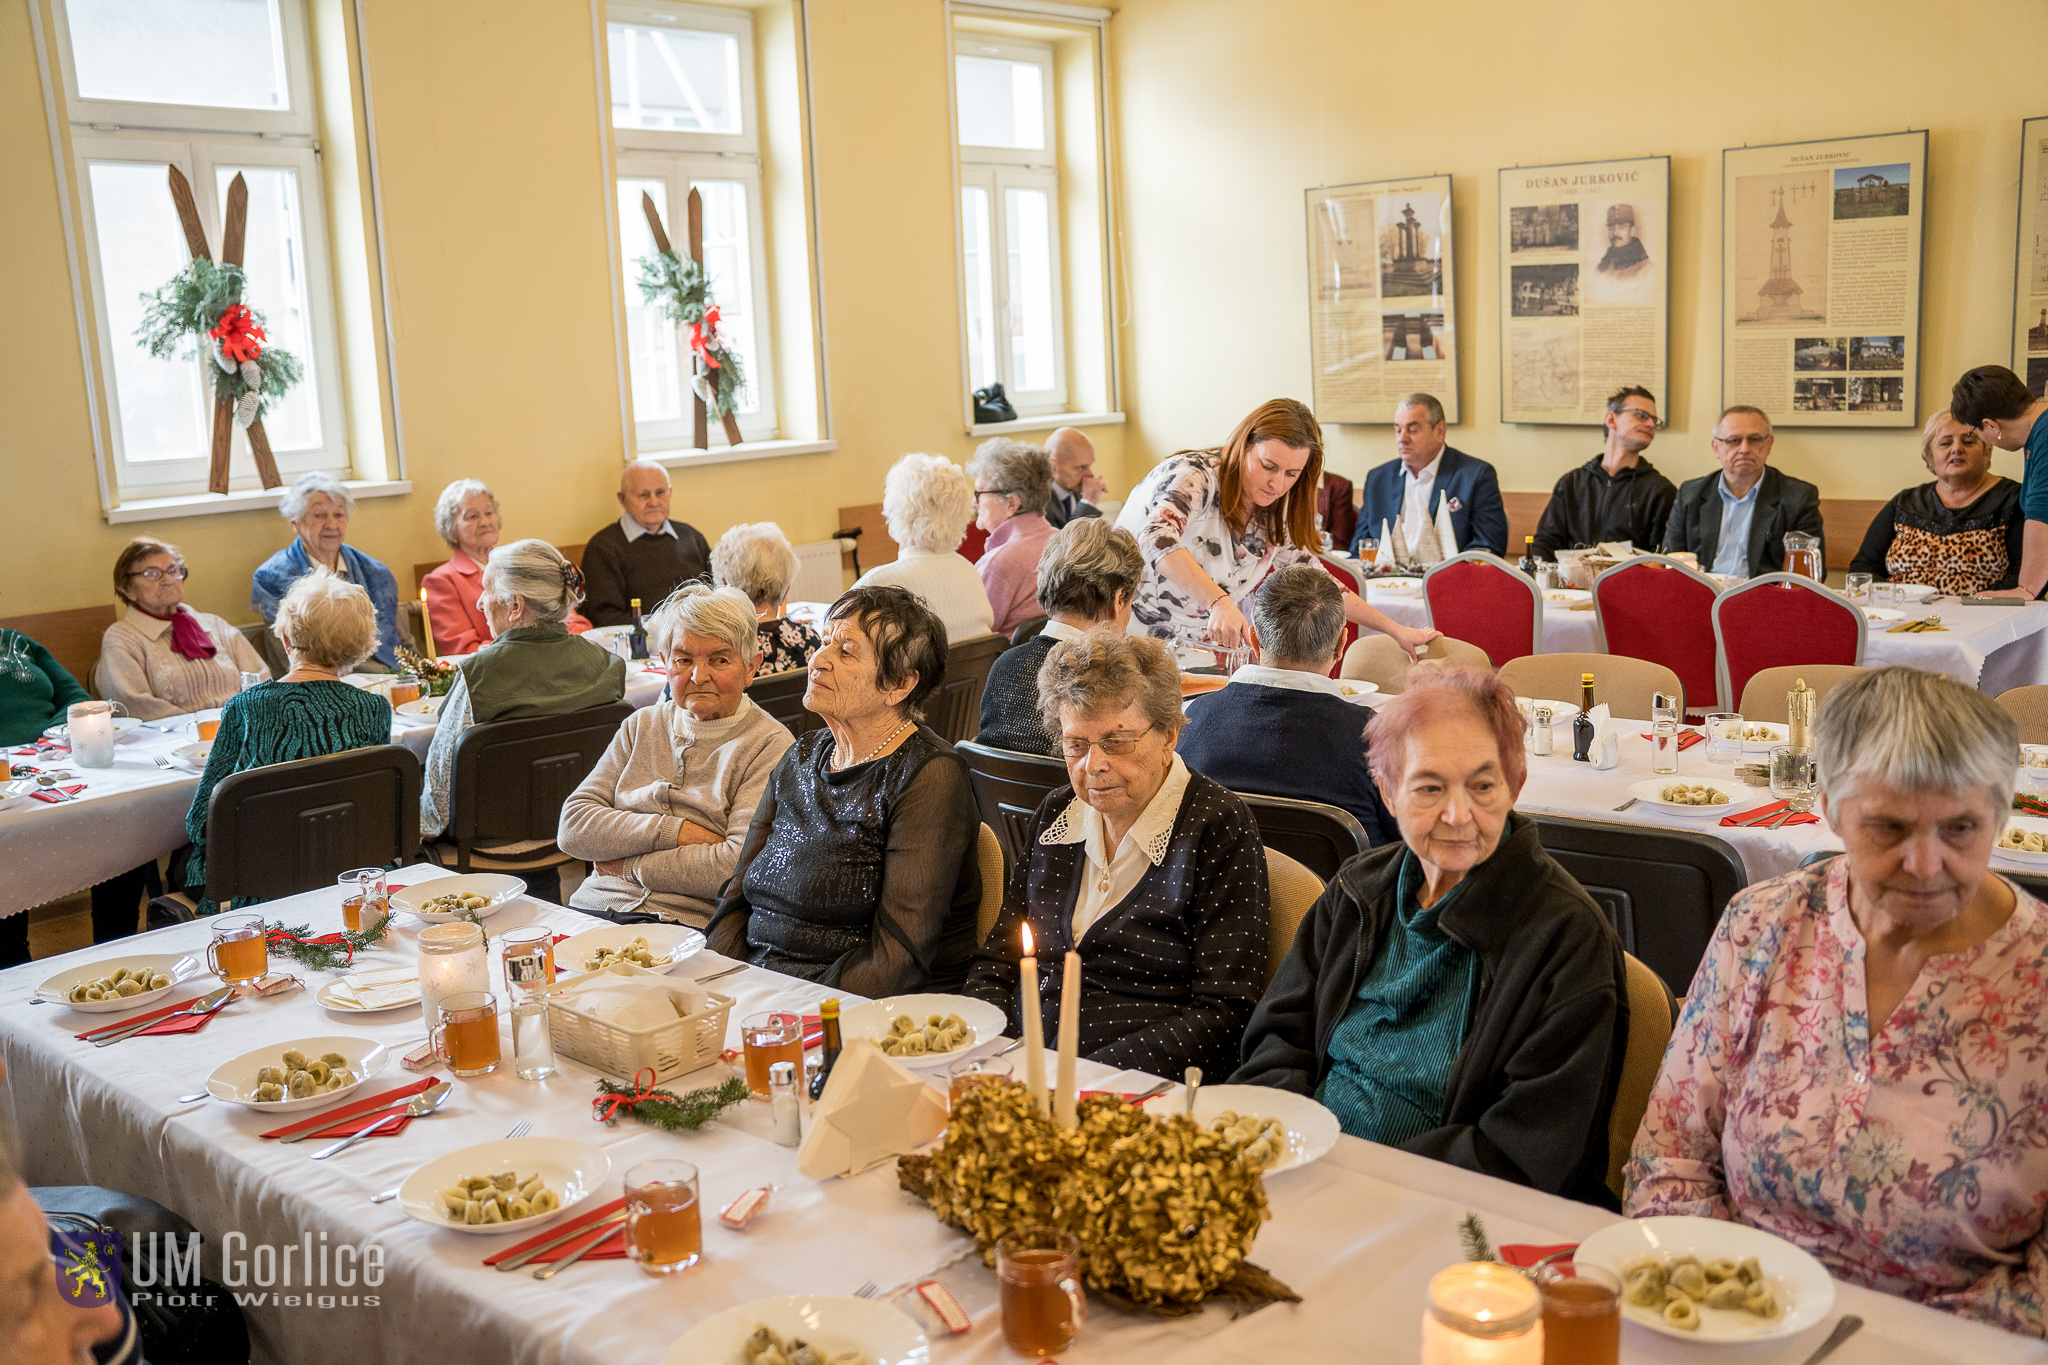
[204,745,421,904]
[747,667,827,742]
[1236,793,1370,883]
[1534,815,1747,997]
[957,740,1070,871]
[927,633,1007,744]
[1008,615,1049,647]
[448,703,633,870]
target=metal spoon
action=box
[311,1082,452,1160]
[176,1089,210,1105]
[91,986,233,1046]
[1183,1066,1202,1119]
[1796,1315,1863,1365]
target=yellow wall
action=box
[0,0,1128,623]
[1106,0,2048,505]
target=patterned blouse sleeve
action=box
[1622,885,1753,1221]
[1134,457,1217,568]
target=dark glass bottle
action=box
[1517,535,1538,577]
[627,597,648,660]
[1572,673,1596,762]
[809,997,842,1101]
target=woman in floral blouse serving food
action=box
[1627,665,2048,1337]
[1113,398,1436,664]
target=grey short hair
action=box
[279,471,354,523]
[620,457,671,491]
[967,439,1054,518]
[647,582,760,664]
[1814,666,2017,822]
[1036,518,1143,619]
[1715,404,1773,434]
[481,539,582,625]
[710,522,799,609]
[433,479,498,548]
[1037,627,1184,737]
[1250,563,1343,665]
[1394,392,1445,426]
[274,570,378,671]
[881,453,974,553]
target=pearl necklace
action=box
[832,718,913,771]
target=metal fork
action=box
[1612,797,1638,812]
[372,1119,530,1204]
[853,1280,878,1299]
[153,755,176,771]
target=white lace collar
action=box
[1041,753,1190,870]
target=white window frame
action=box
[608,1,776,448]
[953,35,1067,417]
[54,0,348,500]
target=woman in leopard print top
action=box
[1849,410,2030,597]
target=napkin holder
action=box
[798,1040,947,1180]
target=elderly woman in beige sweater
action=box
[558,584,794,927]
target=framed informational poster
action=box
[1721,130,1926,427]
[2014,117,2048,398]
[1496,156,1668,425]
[1305,174,1458,424]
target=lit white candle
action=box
[1419,1263,1544,1365]
[416,922,487,1034]
[1019,924,1047,1120]
[68,702,115,769]
[1054,950,1081,1128]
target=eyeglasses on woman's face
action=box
[1059,726,1155,760]
[128,565,189,583]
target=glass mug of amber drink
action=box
[625,1159,701,1275]
[741,1012,804,1098]
[996,1227,1085,1356]
[337,867,388,934]
[1537,1262,1620,1365]
[386,671,422,707]
[206,913,269,985]
[431,991,502,1076]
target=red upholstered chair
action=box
[1316,553,1363,676]
[1711,573,1867,720]
[1593,555,1725,717]
[1421,551,1542,666]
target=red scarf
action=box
[132,604,218,662]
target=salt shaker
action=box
[769,1061,802,1147]
[1531,706,1553,756]
[505,949,557,1081]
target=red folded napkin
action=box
[31,785,87,803]
[258,1077,439,1141]
[482,1196,630,1266]
[74,993,229,1041]
[1499,1242,1578,1268]
[1638,730,1706,751]
[1721,799,1819,828]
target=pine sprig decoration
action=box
[1458,1212,1496,1263]
[593,1075,750,1132]
[260,917,391,971]
[634,249,746,420]
[134,258,303,423]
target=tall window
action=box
[955,37,1064,417]
[53,0,348,497]
[608,2,774,449]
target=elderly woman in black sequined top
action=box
[707,586,982,994]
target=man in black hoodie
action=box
[1232,666,1628,1208]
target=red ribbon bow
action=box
[687,306,723,370]
[593,1067,662,1124]
[208,304,266,364]
[264,926,354,964]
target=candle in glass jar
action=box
[68,702,116,769]
[1019,924,1047,1119]
[1420,1263,1543,1365]
[417,921,487,1034]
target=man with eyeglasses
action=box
[1662,406,1824,577]
[1530,386,1677,561]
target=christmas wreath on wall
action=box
[635,251,746,421]
[135,258,303,430]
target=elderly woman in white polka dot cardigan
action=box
[963,627,1270,1080]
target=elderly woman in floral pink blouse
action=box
[1626,666,2048,1337]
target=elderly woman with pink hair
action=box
[1232,666,1629,1206]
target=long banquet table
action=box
[1360,580,2048,695]
[0,662,671,919]
[4,864,2043,1364]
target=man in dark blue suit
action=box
[1348,393,1509,560]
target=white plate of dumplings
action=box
[38,954,203,1013]
[204,1036,388,1113]
[839,994,1007,1071]
[1575,1214,1834,1342]
[397,1136,610,1236]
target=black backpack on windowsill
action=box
[973,383,1017,425]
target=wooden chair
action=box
[1421,551,1543,666]
[927,633,1006,744]
[413,560,448,595]
[240,621,288,677]
[202,745,422,905]
[1262,848,1324,986]
[1606,952,1678,1200]
[974,823,1006,948]
[1500,653,1684,722]
[1997,685,2048,745]
[1339,634,1491,693]
[0,605,117,694]
[1712,575,1865,725]
[746,667,828,742]
[1737,664,1867,723]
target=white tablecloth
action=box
[3,863,2040,1365]
[1368,587,2048,694]
[0,665,670,918]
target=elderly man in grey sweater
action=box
[559,584,794,927]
